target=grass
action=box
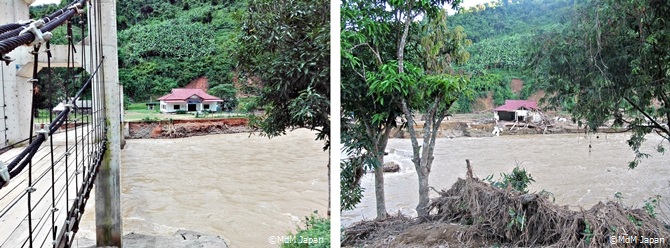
[281,212,330,248]
[124,102,247,121]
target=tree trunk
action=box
[374,124,393,219]
[374,153,387,219]
[416,165,430,216]
[406,97,447,217]
[366,120,392,220]
[400,99,425,216]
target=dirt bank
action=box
[125,118,251,139]
[391,118,622,139]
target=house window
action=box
[161,105,165,110]
[174,105,180,110]
[204,104,210,110]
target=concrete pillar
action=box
[92,0,123,246]
[0,0,86,147]
[0,0,35,146]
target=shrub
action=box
[485,164,535,193]
[281,212,329,248]
[141,116,159,122]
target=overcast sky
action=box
[31,0,59,6]
[460,0,495,8]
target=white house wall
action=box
[160,102,185,113]
[202,101,220,111]
[160,101,221,113]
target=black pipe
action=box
[0,0,86,54]
[0,23,22,35]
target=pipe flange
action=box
[0,54,14,66]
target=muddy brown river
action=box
[74,129,329,247]
[342,133,670,227]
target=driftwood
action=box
[344,160,670,247]
[428,161,670,247]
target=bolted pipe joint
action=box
[19,20,53,46]
[34,123,49,141]
[68,3,84,15]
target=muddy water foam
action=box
[75,129,328,247]
[342,133,669,227]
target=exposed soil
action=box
[473,92,495,112]
[527,90,546,107]
[126,118,251,139]
[184,76,209,91]
[510,78,524,94]
[392,113,621,139]
[343,162,670,247]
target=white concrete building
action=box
[157,88,223,113]
[493,100,538,122]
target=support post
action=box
[0,0,36,147]
[93,0,122,246]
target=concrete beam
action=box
[16,45,87,77]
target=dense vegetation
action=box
[446,0,575,112]
[341,0,469,217]
[116,0,244,102]
[31,0,245,103]
[527,0,670,167]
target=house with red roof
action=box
[157,88,223,113]
[493,100,538,122]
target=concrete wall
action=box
[1,0,36,146]
[0,0,87,147]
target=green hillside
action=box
[31,0,246,102]
[447,0,574,112]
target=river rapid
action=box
[342,133,670,227]
[75,129,329,247]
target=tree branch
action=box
[397,1,414,74]
[624,97,670,135]
[401,98,421,169]
[350,43,383,66]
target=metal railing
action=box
[0,0,110,247]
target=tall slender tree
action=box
[370,9,472,217]
[341,0,403,218]
[341,0,467,218]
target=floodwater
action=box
[75,129,329,247]
[342,133,670,227]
